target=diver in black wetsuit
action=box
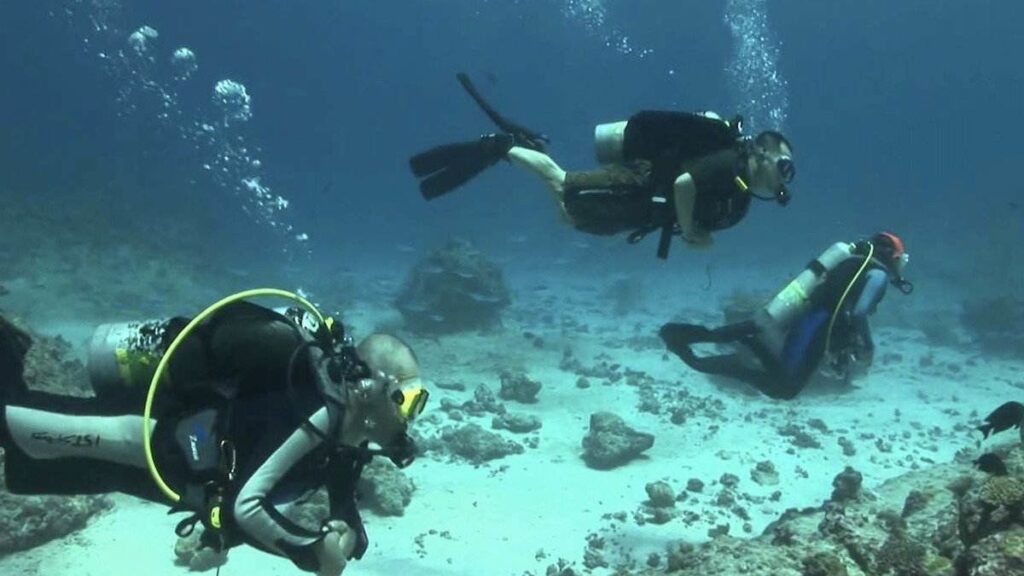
[0,295,429,576]
[409,73,795,259]
[660,232,914,400]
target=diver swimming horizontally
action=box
[0,291,429,576]
[660,232,914,400]
[409,73,796,259]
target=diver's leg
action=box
[506,146,568,207]
[0,405,168,500]
[3,406,152,467]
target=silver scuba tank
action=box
[594,120,628,165]
[752,242,856,356]
[87,318,176,397]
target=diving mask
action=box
[776,156,795,184]
[390,380,430,422]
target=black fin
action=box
[456,72,549,152]
[410,141,488,178]
[410,134,514,200]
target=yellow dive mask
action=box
[390,381,430,422]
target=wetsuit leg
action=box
[660,320,802,400]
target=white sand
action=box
[1,263,1020,576]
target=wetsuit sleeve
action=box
[684,150,750,231]
[233,407,332,572]
[849,268,888,352]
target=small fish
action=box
[396,244,416,253]
[508,235,529,244]
[977,401,1024,439]
[974,453,1009,476]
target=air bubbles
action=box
[724,0,789,132]
[213,79,253,125]
[170,47,197,81]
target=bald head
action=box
[356,333,420,384]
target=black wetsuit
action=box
[0,303,367,571]
[562,111,750,244]
[660,258,889,400]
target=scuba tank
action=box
[87,318,181,398]
[753,242,857,356]
[87,307,329,399]
[594,120,628,165]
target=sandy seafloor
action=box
[1,233,1021,576]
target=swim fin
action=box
[410,133,515,200]
[456,73,549,153]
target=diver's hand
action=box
[314,521,356,576]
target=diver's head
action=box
[746,130,795,205]
[344,333,428,453]
[870,231,907,274]
[869,231,914,294]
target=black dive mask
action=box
[776,156,795,184]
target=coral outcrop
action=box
[395,239,510,334]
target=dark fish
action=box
[977,401,1024,439]
[974,453,1009,476]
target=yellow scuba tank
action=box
[87,319,180,398]
[754,242,857,344]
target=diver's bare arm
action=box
[672,173,712,247]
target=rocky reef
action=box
[582,440,1024,576]
[394,239,511,334]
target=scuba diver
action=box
[659,232,914,400]
[0,290,429,576]
[409,73,796,259]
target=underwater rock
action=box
[395,239,511,334]
[778,423,823,449]
[441,423,524,464]
[829,466,863,504]
[581,412,654,470]
[645,481,676,508]
[459,384,506,416]
[0,488,112,554]
[174,530,229,572]
[751,460,780,486]
[358,459,416,516]
[492,413,542,434]
[498,370,542,403]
